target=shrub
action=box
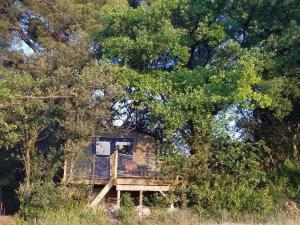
[116,193,136,225]
[144,193,170,208]
[279,160,300,202]
[163,139,278,220]
[18,182,81,219]
[15,206,109,225]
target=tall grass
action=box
[9,208,299,225]
[12,207,109,225]
[139,210,300,225]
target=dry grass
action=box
[3,209,299,225]
[139,210,300,225]
[0,216,14,225]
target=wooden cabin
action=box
[63,129,170,208]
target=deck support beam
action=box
[116,184,169,192]
[139,191,143,207]
[117,190,121,208]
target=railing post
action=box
[114,150,118,179]
[92,155,96,184]
[69,153,75,181]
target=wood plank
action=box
[68,179,108,185]
[116,177,169,186]
[117,190,121,208]
[116,184,169,192]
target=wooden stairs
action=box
[88,151,119,208]
[89,178,115,207]
[86,150,170,208]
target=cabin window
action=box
[116,141,132,154]
[95,141,110,155]
[93,137,134,155]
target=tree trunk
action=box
[0,186,2,214]
[23,136,36,188]
[290,123,300,160]
[180,180,188,209]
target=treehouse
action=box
[63,129,170,208]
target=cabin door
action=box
[94,137,134,179]
[94,139,111,179]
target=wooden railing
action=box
[63,151,160,183]
[117,153,160,178]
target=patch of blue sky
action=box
[112,99,134,127]
[9,34,34,56]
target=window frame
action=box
[92,136,134,155]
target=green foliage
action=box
[144,193,170,208]
[0,42,123,187]
[97,1,300,219]
[0,0,106,53]
[15,138,91,219]
[16,204,109,225]
[162,140,277,220]
[17,148,81,219]
[271,160,300,202]
[98,0,189,70]
[116,193,136,225]
[18,182,72,219]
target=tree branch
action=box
[21,95,74,100]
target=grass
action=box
[3,208,299,225]
[139,210,300,225]
[10,208,110,225]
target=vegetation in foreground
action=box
[6,208,300,225]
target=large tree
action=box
[96,0,279,153]
[0,0,120,188]
[0,42,123,188]
[95,0,300,209]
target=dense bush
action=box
[18,182,82,219]
[17,149,90,219]
[162,140,284,220]
[144,193,170,208]
[270,160,300,204]
[116,193,136,225]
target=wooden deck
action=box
[63,150,170,208]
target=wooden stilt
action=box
[139,191,143,207]
[62,158,68,183]
[117,190,121,208]
[170,202,174,209]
